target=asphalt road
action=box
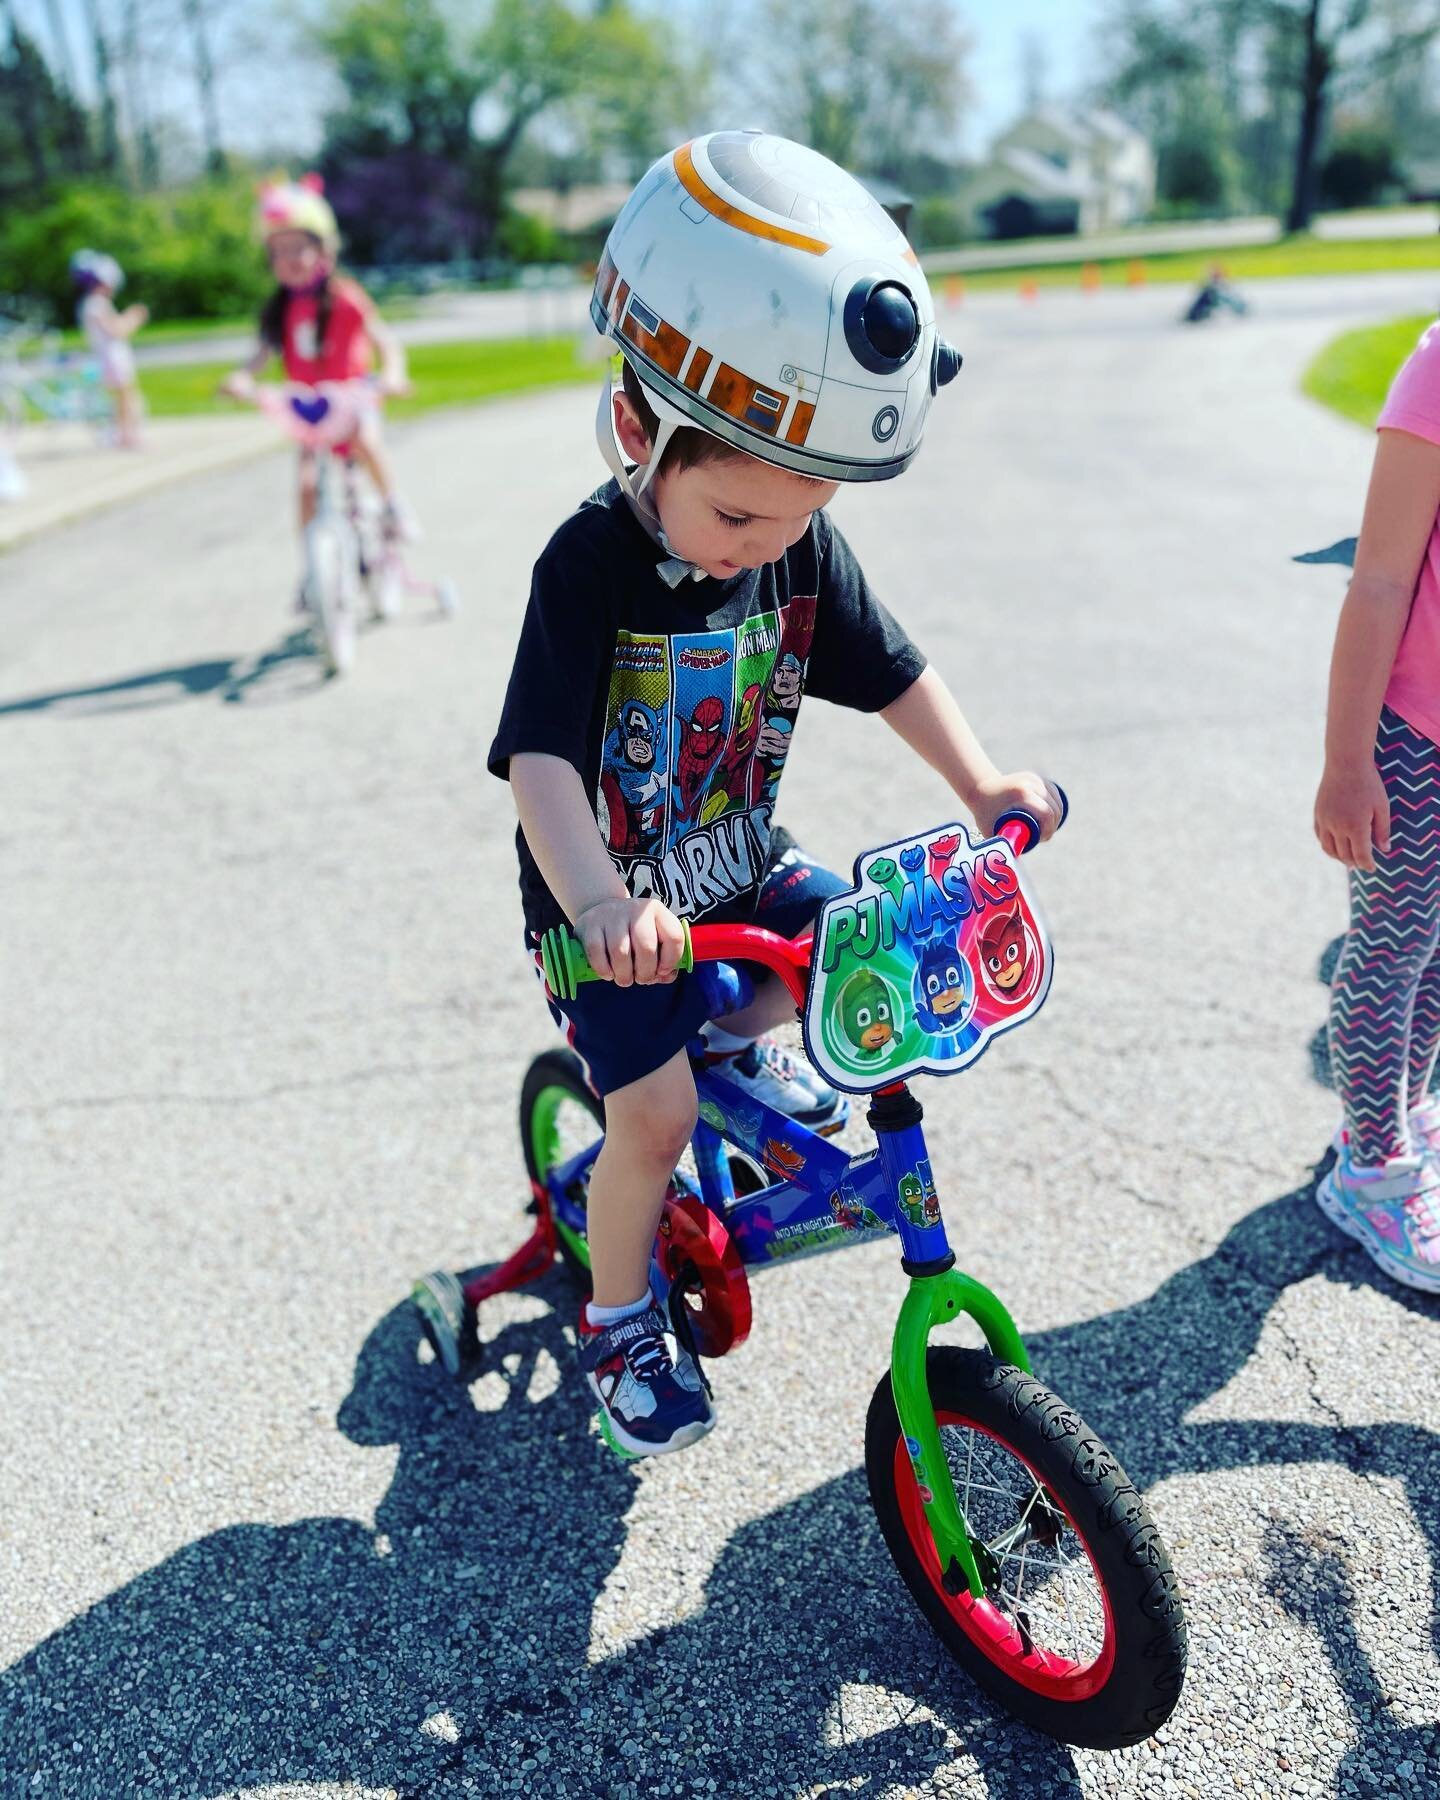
[3,271,1439,1800]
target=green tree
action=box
[316,0,698,261]
[749,0,969,174]
[1319,123,1397,204]
[0,9,92,202]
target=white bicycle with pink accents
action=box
[237,376,456,677]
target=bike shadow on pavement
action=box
[6,1159,1435,1795]
[0,1269,1079,1800]
[0,629,330,717]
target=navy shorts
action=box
[534,829,848,1097]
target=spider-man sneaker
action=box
[704,1037,843,1130]
[1315,1147,1440,1294]
[577,1302,715,1459]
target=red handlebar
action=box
[689,923,814,1007]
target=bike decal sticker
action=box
[803,820,1053,1092]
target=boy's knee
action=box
[608,1064,697,1167]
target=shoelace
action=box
[1405,1185,1440,1241]
[735,1041,794,1083]
[623,1327,672,1383]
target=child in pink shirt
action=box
[1316,319,1440,1291]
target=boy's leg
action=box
[586,1048,698,1307]
[700,827,848,1121]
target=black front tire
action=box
[865,1348,1187,1749]
[519,1048,605,1286]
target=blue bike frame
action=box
[540,1050,1033,1600]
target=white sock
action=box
[586,1294,653,1328]
[701,1022,754,1056]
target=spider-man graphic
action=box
[676,694,727,819]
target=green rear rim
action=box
[529,1082,594,1271]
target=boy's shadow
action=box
[0,1280,1005,1798]
[0,630,326,717]
[6,1063,1438,1795]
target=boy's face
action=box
[615,392,838,581]
[267,230,328,290]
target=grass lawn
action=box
[938,233,1440,292]
[137,333,600,419]
[1302,314,1434,427]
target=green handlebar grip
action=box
[539,920,694,1001]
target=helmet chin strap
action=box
[594,374,708,587]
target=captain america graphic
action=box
[599,698,667,855]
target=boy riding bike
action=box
[488,132,1062,1458]
[220,175,415,568]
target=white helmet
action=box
[592,130,962,487]
[70,249,124,292]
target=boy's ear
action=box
[612,389,653,467]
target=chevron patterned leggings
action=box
[1329,707,1440,1164]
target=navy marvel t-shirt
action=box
[487,480,926,937]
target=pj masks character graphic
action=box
[897,1168,941,1229]
[927,832,962,882]
[830,1186,885,1233]
[912,932,976,1035]
[675,694,727,820]
[599,699,666,854]
[899,844,926,886]
[838,968,897,1059]
[978,903,1036,1001]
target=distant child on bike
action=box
[71,249,147,449]
[1316,316,1440,1293]
[220,176,415,559]
[488,133,1063,1457]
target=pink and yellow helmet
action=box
[257,174,340,257]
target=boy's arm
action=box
[509,752,685,985]
[880,666,1063,839]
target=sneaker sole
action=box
[1314,1172,1440,1294]
[595,1401,716,1461]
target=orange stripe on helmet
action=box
[672,142,831,257]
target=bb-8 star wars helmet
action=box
[592,129,962,499]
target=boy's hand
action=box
[1315,758,1390,871]
[969,771,1064,843]
[576,897,688,987]
[218,370,255,402]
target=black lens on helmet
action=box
[844,278,920,373]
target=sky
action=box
[17,0,1112,171]
[960,0,1109,154]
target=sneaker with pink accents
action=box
[1408,1095,1440,1158]
[1314,1147,1440,1294]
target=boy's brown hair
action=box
[619,359,745,479]
[620,359,829,493]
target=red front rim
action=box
[892,1411,1116,1701]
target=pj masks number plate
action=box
[802,822,1053,1094]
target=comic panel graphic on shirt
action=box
[595,597,819,921]
[598,632,671,859]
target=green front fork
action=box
[890,1267,1033,1601]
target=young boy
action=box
[489,132,1061,1457]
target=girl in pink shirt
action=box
[1316,319,1440,1292]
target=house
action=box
[959,108,1155,239]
